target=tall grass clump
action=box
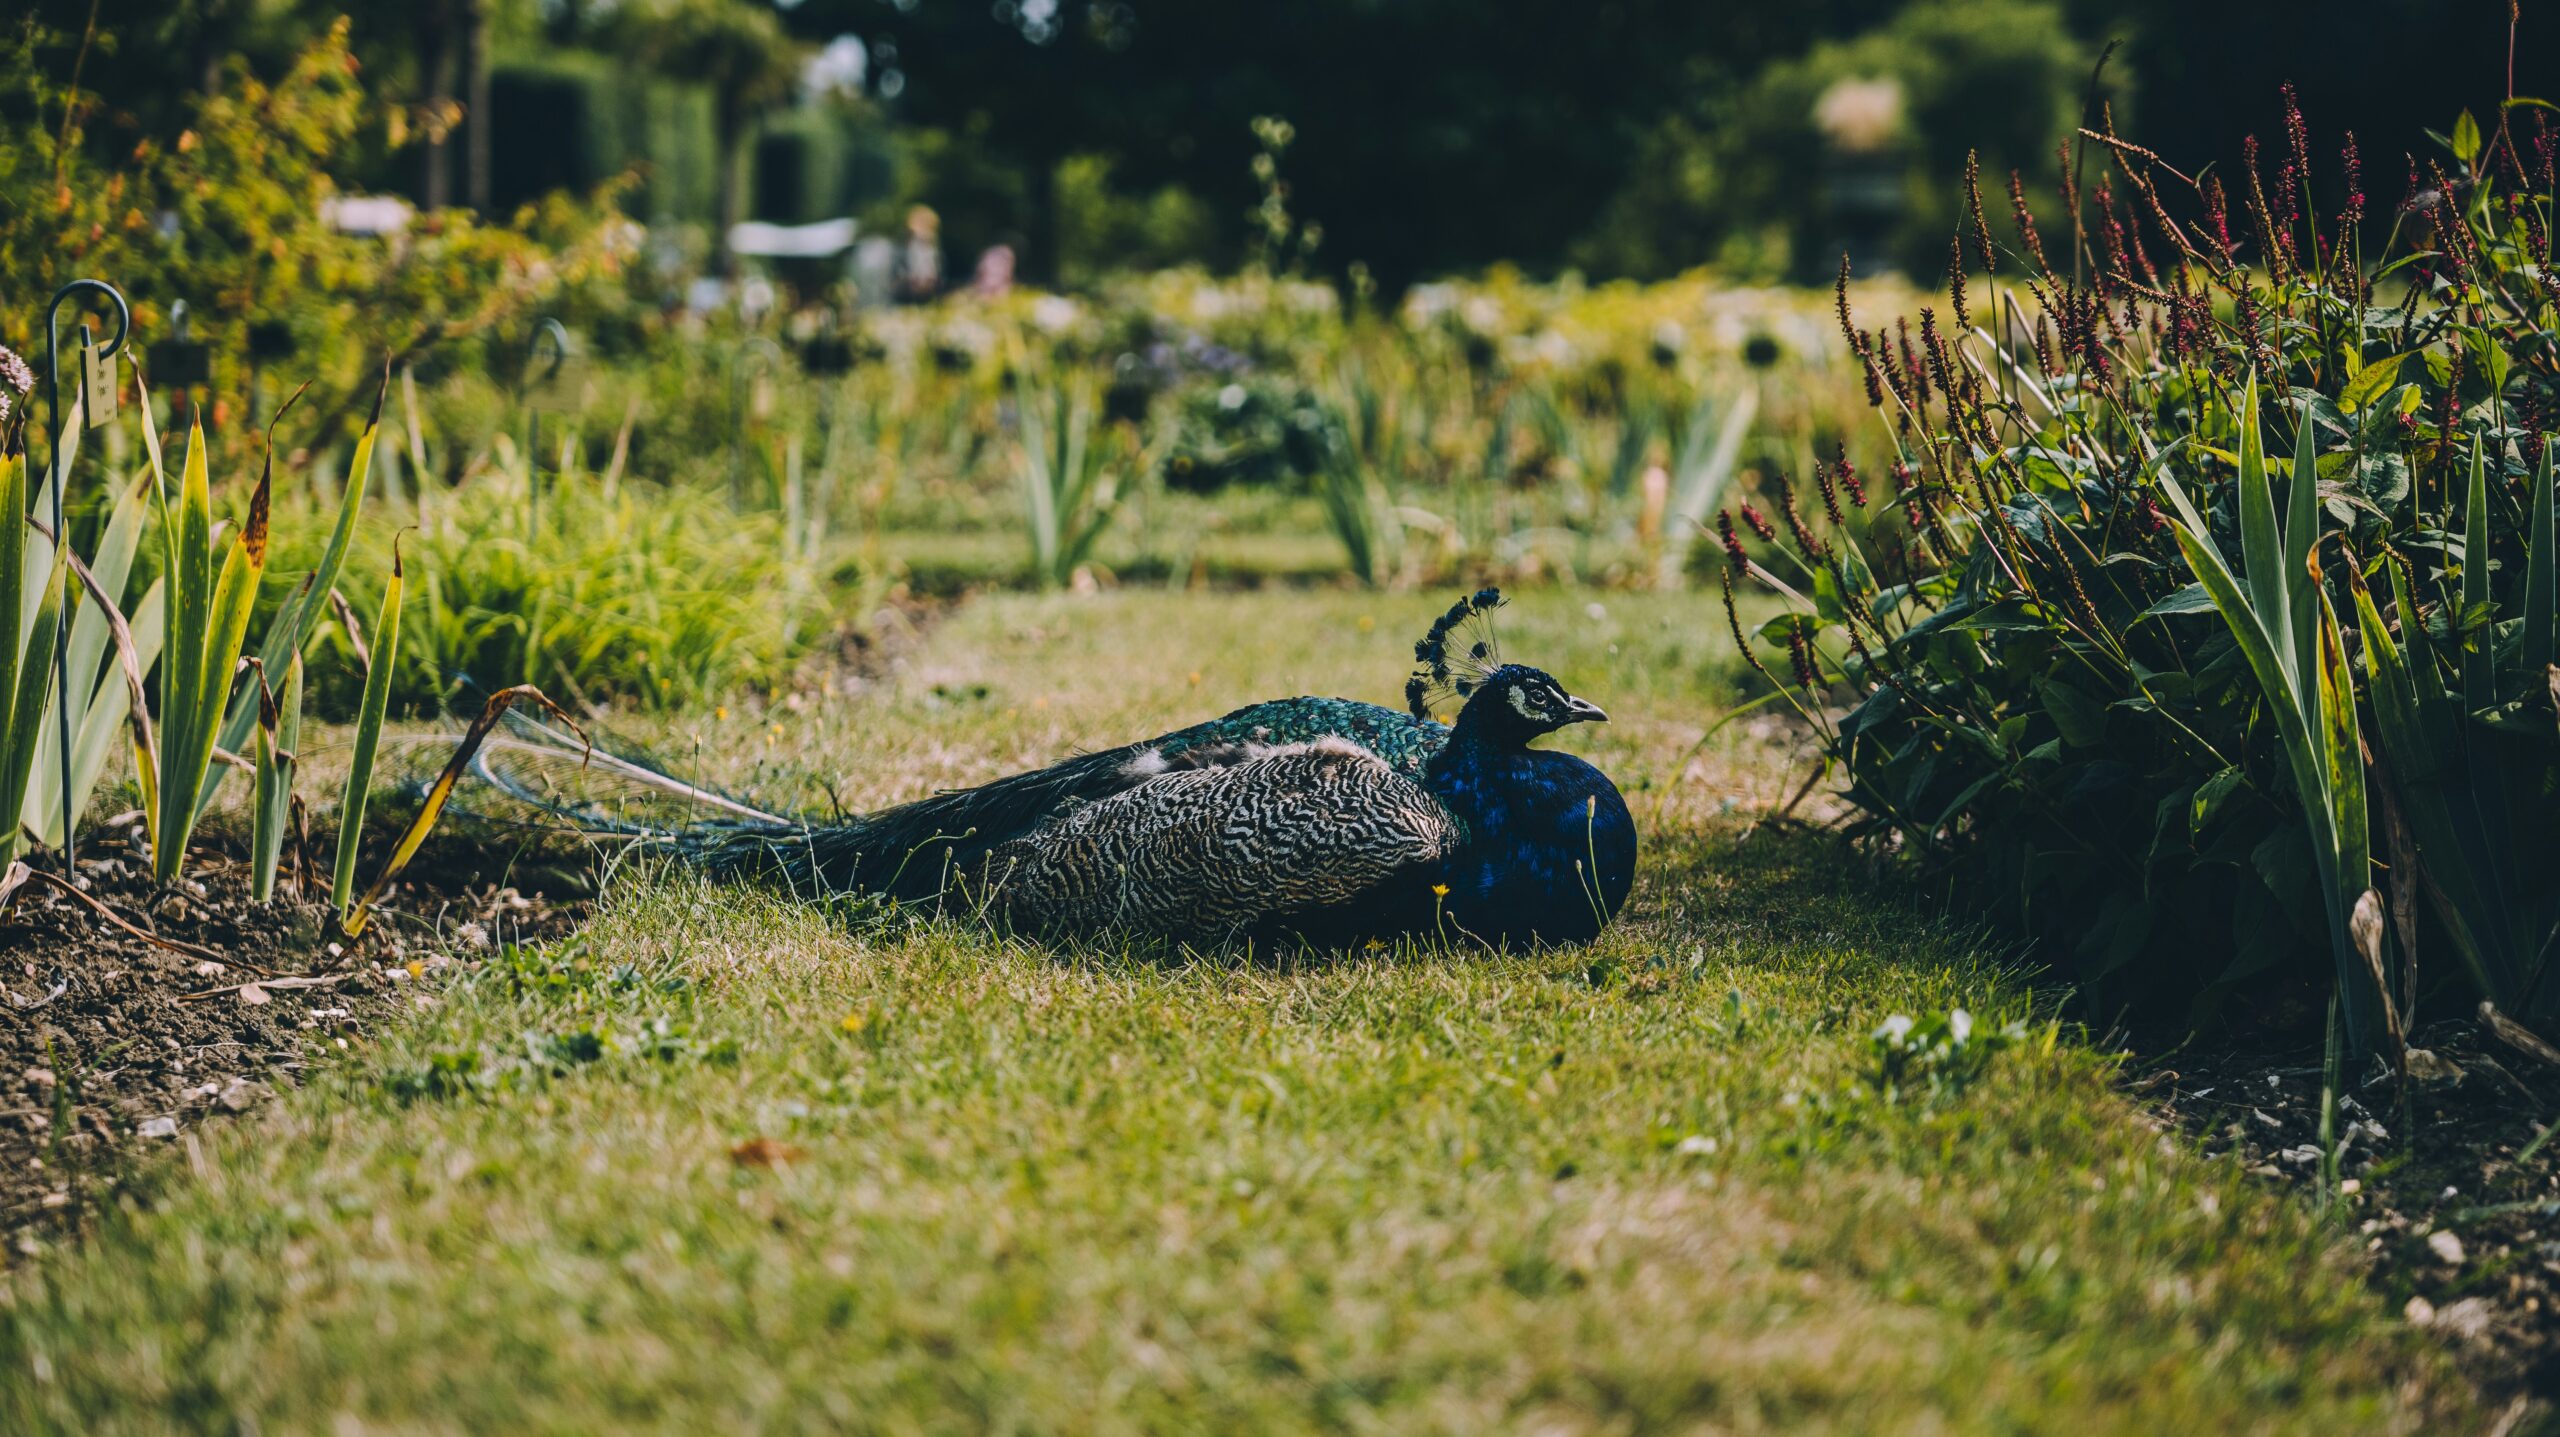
[1012,370,1124,589]
[1724,91,2559,1047]
[151,415,273,883]
[366,456,835,712]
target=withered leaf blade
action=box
[341,685,588,938]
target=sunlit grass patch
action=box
[0,589,2471,1433]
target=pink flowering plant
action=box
[1721,88,2559,1047]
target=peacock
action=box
[468,590,1636,948]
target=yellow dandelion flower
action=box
[839,1011,869,1034]
[1364,938,1386,952]
[1432,883,1450,898]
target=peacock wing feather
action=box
[1153,697,1448,779]
[970,737,1458,941]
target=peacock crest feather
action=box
[1404,587,1507,719]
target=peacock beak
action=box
[1564,696,1609,725]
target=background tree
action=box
[610,0,802,273]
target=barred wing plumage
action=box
[972,738,1458,940]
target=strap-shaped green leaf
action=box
[2461,438,2495,711]
[200,375,387,818]
[2234,376,2298,695]
[156,427,271,881]
[2525,436,2554,681]
[2353,575,2510,999]
[2286,404,2322,701]
[334,541,406,913]
[1,562,67,868]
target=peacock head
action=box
[1458,664,1608,745]
[1403,589,1606,746]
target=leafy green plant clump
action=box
[1725,93,2559,1040]
[285,460,841,715]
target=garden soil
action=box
[0,827,582,1250]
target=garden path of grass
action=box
[2,591,2473,1433]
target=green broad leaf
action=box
[1810,563,1851,624]
[2153,784,2198,862]
[2223,872,2300,985]
[2452,109,2482,165]
[2137,583,2218,620]
[1754,613,1818,645]
[2461,328,2512,395]
[2191,767,2246,837]
[2338,352,2408,413]
[2250,824,2320,938]
[1951,598,2052,634]
[2038,678,2109,747]
[2076,890,2156,980]
[1930,772,2002,830]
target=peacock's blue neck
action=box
[1423,723,1636,945]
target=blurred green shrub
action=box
[1,20,632,464]
[1055,154,1217,289]
[1579,0,2109,283]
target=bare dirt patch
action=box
[1,828,583,1251]
[2149,1017,2560,1414]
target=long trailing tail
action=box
[436,707,1157,905]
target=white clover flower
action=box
[1875,1013,1915,1043]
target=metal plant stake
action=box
[41,278,131,879]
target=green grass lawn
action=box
[1,591,2470,1433]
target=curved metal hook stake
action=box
[46,279,132,371]
[39,278,130,879]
